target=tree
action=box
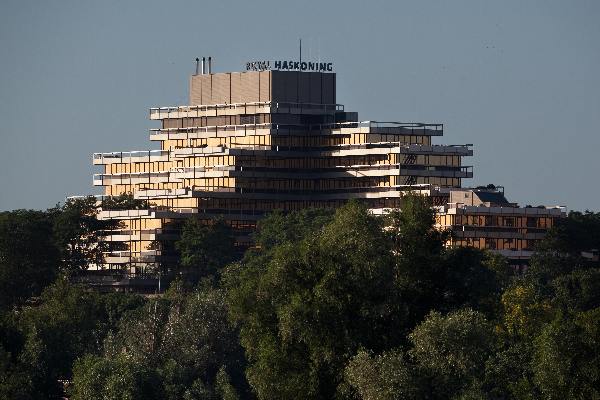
[531,309,600,400]
[99,285,248,400]
[483,341,538,400]
[408,309,494,399]
[440,248,506,318]
[501,283,555,339]
[345,309,495,400]
[224,201,406,399]
[52,196,122,275]
[0,209,59,310]
[551,268,600,313]
[70,354,164,400]
[539,210,600,255]
[15,280,115,397]
[100,192,151,211]
[254,208,334,251]
[385,194,448,325]
[176,218,238,281]
[0,279,145,399]
[345,349,421,400]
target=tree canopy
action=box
[1,198,599,399]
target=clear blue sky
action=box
[1,0,598,211]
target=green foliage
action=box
[501,283,555,339]
[531,309,600,400]
[0,210,60,311]
[100,192,151,211]
[254,208,334,250]
[409,309,494,397]
[225,201,404,399]
[386,194,448,323]
[551,268,600,312]
[1,196,599,400]
[70,354,164,400]
[345,349,420,400]
[216,366,241,400]
[483,341,538,400]
[17,280,138,396]
[540,210,600,254]
[0,280,144,399]
[225,196,513,399]
[345,309,494,400]
[176,218,238,281]
[99,285,248,400]
[52,196,122,274]
[440,248,506,317]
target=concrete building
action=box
[435,186,566,264]
[86,59,564,285]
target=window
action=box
[240,114,257,125]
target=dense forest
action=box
[1,195,599,399]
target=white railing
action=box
[149,101,344,119]
[93,150,169,163]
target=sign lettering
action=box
[246,60,333,72]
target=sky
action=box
[0,0,599,211]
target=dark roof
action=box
[474,191,510,205]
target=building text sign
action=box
[246,60,333,72]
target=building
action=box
[86,58,563,285]
[435,186,566,264]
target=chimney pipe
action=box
[201,57,206,74]
[195,58,200,75]
[208,56,212,74]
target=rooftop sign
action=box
[246,60,333,72]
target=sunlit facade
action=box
[87,63,563,281]
[435,187,566,263]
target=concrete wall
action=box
[189,70,336,106]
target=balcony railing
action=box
[93,150,169,164]
[149,101,344,119]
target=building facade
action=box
[88,62,564,281]
[435,186,566,264]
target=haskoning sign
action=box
[246,60,333,72]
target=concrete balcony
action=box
[171,146,228,158]
[103,250,160,264]
[150,124,273,141]
[149,101,343,120]
[494,249,535,260]
[97,209,154,220]
[93,172,170,186]
[332,121,444,137]
[402,144,473,156]
[445,204,566,217]
[93,150,169,165]
[134,188,190,199]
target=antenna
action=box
[317,38,321,64]
[299,38,302,64]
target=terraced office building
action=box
[91,64,473,275]
[435,186,566,265]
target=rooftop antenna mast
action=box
[318,38,321,64]
[299,38,302,63]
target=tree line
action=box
[1,195,599,399]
